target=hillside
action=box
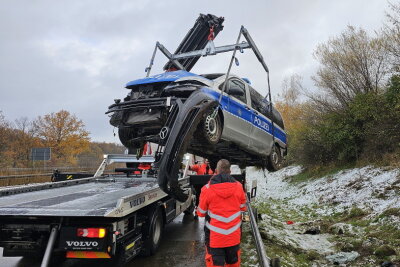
[242,166,400,266]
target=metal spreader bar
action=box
[171,42,251,60]
[145,25,272,101]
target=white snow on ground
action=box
[260,213,335,255]
[242,165,400,266]
[247,165,400,216]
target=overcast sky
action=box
[0,0,389,143]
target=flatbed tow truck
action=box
[0,14,278,267]
[0,154,249,266]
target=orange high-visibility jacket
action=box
[138,142,152,170]
[190,163,214,175]
[197,173,247,248]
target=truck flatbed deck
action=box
[0,176,169,217]
[0,154,196,266]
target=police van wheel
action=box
[118,128,138,148]
[202,111,222,145]
[142,207,164,256]
[267,145,282,172]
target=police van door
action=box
[223,79,252,148]
[248,89,274,156]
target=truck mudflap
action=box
[155,91,218,202]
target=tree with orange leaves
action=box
[275,74,311,163]
[33,110,90,165]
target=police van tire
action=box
[267,145,282,172]
[202,111,222,145]
[142,207,164,256]
[118,128,138,148]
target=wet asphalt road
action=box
[0,214,205,267]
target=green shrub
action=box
[347,207,368,219]
[294,75,400,167]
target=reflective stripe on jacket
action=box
[197,173,247,248]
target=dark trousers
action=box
[205,245,240,267]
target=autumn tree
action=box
[33,110,90,165]
[78,142,125,168]
[279,74,303,105]
[0,113,40,167]
[0,111,12,167]
[313,26,391,110]
[0,111,8,146]
[382,2,400,73]
[296,23,400,166]
[275,75,311,163]
[7,117,41,167]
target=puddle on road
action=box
[130,240,204,267]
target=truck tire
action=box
[267,145,282,172]
[184,194,195,215]
[108,244,126,267]
[142,207,164,256]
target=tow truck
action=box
[0,154,249,266]
[0,14,276,267]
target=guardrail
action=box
[247,200,271,267]
[0,173,53,180]
[0,166,99,176]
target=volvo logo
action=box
[159,127,169,139]
[66,241,98,247]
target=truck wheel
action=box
[108,244,126,267]
[184,194,195,215]
[202,111,222,145]
[267,145,282,172]
[142,207,164,256]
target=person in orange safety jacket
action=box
[191,159,214,219]
[190,159,214,175]
[131,142,152,174]
[138,142,152,171]
[197,159,247,267]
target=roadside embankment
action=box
[242,165,400,266]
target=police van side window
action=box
[228,80,247,104]
[249,87,264,113]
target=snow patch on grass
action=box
[248,165,400,216]
[244,165,400,266]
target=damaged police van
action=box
[106,14,287,201]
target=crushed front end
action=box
[107,71,217,201]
